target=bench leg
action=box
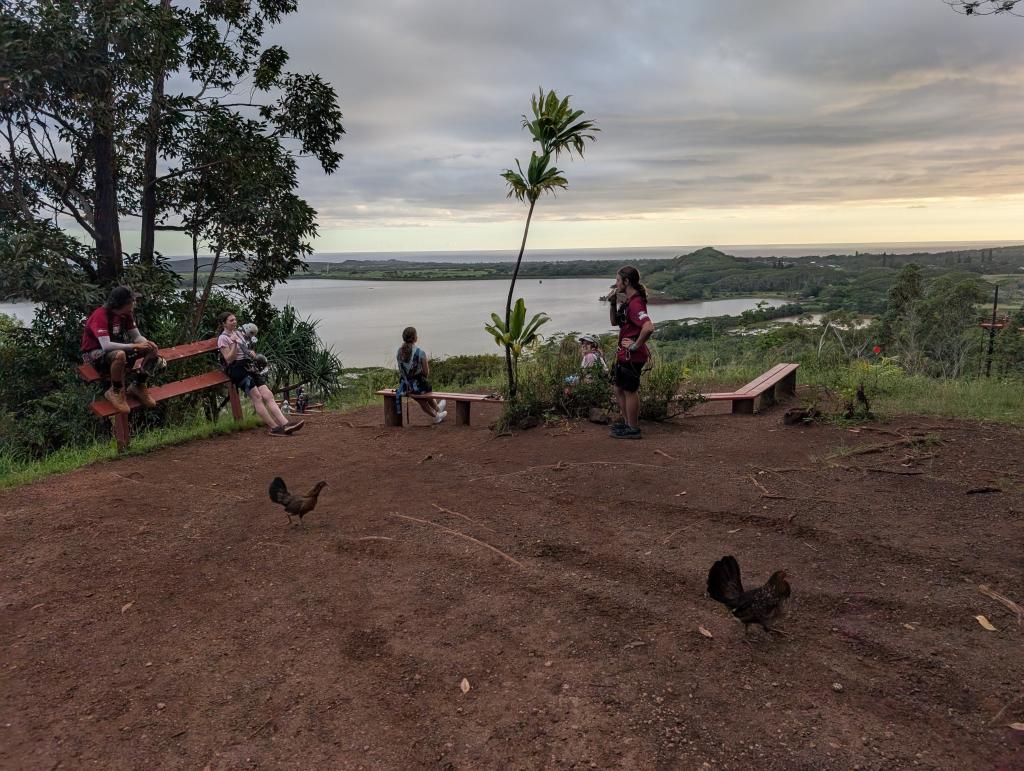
[732,398,754,415]
[778,371,797,397]
[455,401,471,426]
[759,388,776,411]
[383,394,403,427]
[114,413,130,453]
[228,384,244,422]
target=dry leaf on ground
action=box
[975,615,997,631]
[120,602,134,614]
[460,677,470,694]
[698,626,714,638]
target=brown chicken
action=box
[707,555,791,634]
[269,477,328,526]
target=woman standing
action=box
[606,266,654,439]
[217,312,303,436]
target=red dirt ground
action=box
[2,399,1023,769]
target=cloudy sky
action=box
[165,0,1024,253]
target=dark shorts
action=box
[225,360,266,395]
[404,376,432,394]
[613,361,645,393]
[84,348,141,377]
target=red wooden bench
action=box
[78,338,243,452]
[376,389,502,427]
[702,362,799,414]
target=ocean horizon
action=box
[169,240,1024,264]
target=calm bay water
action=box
[1,278,776,367]
[270,278,774,367]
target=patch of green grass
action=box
[0,414,262,490]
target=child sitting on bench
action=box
[396,327,447,424]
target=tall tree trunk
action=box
[191,251,220,338]
[92,19,122,283]
[504,199,536,398]
[139,0,172,265]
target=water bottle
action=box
[282,399,291,416]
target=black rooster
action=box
[269,477,328,526]
[707,555,791,635]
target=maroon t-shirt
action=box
[616,294,652,364]
[81,307,136,353]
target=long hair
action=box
[399,326,417,362]
[618,265,648,301]
[216,311,233,334]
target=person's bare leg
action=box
[614,385,627,421]
[416,399,437,418]
[624,390,640,428]
[249,392,277,428]
[257,385,290,426]
[109,350,127,388]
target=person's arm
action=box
[419,349,430,378]
[98,335,137,353]
[220,334,239,364]
[629,319,655,352]
[608,294,618,326]
[126,327,158,352]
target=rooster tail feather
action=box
[707,555,744,608]
[269,476,289,505]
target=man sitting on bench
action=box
[81,285,163,414]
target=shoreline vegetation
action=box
[169,243,1024,312]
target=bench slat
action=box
[736,363,792,395]
[89,370,230,417]
[375,389,501,403]
[78,338,221,383]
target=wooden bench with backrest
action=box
[78,338,243,452]
[701,362,799,414]
[375,389,502,427]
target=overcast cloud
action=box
[167,0,1024,250]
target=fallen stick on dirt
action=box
[760,492,844,505]
[825,435,932,460]
[388,512,526,569]
[756,466,814,474]
[432,503,497,532]
[988,693,1024,726]
[966,485,1002,495]
[979,584,1024,627]
[351,536,394,541]
[747,474,773,496]
[831,464,924,476]
[654,449,676,460]
[661,525,692,545]
[469,460,669,482]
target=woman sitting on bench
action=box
[396,327,447,424]
[217,312,303,436]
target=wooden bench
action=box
[701,362,799,414]
[79,338,243,452]
[376,389,502,427]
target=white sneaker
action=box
[433,410,447,424]
[437,399,447,412]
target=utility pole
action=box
[985,284,999,377]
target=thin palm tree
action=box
[500,88,598,396]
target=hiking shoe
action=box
[609,422,628,435]
[611,426,643,440]
[437,399,447,412]
[433,410,448,424]
[128,382,157,409]
[283,419,305,434]
[104,386,130,414]
[268,425,289,436]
